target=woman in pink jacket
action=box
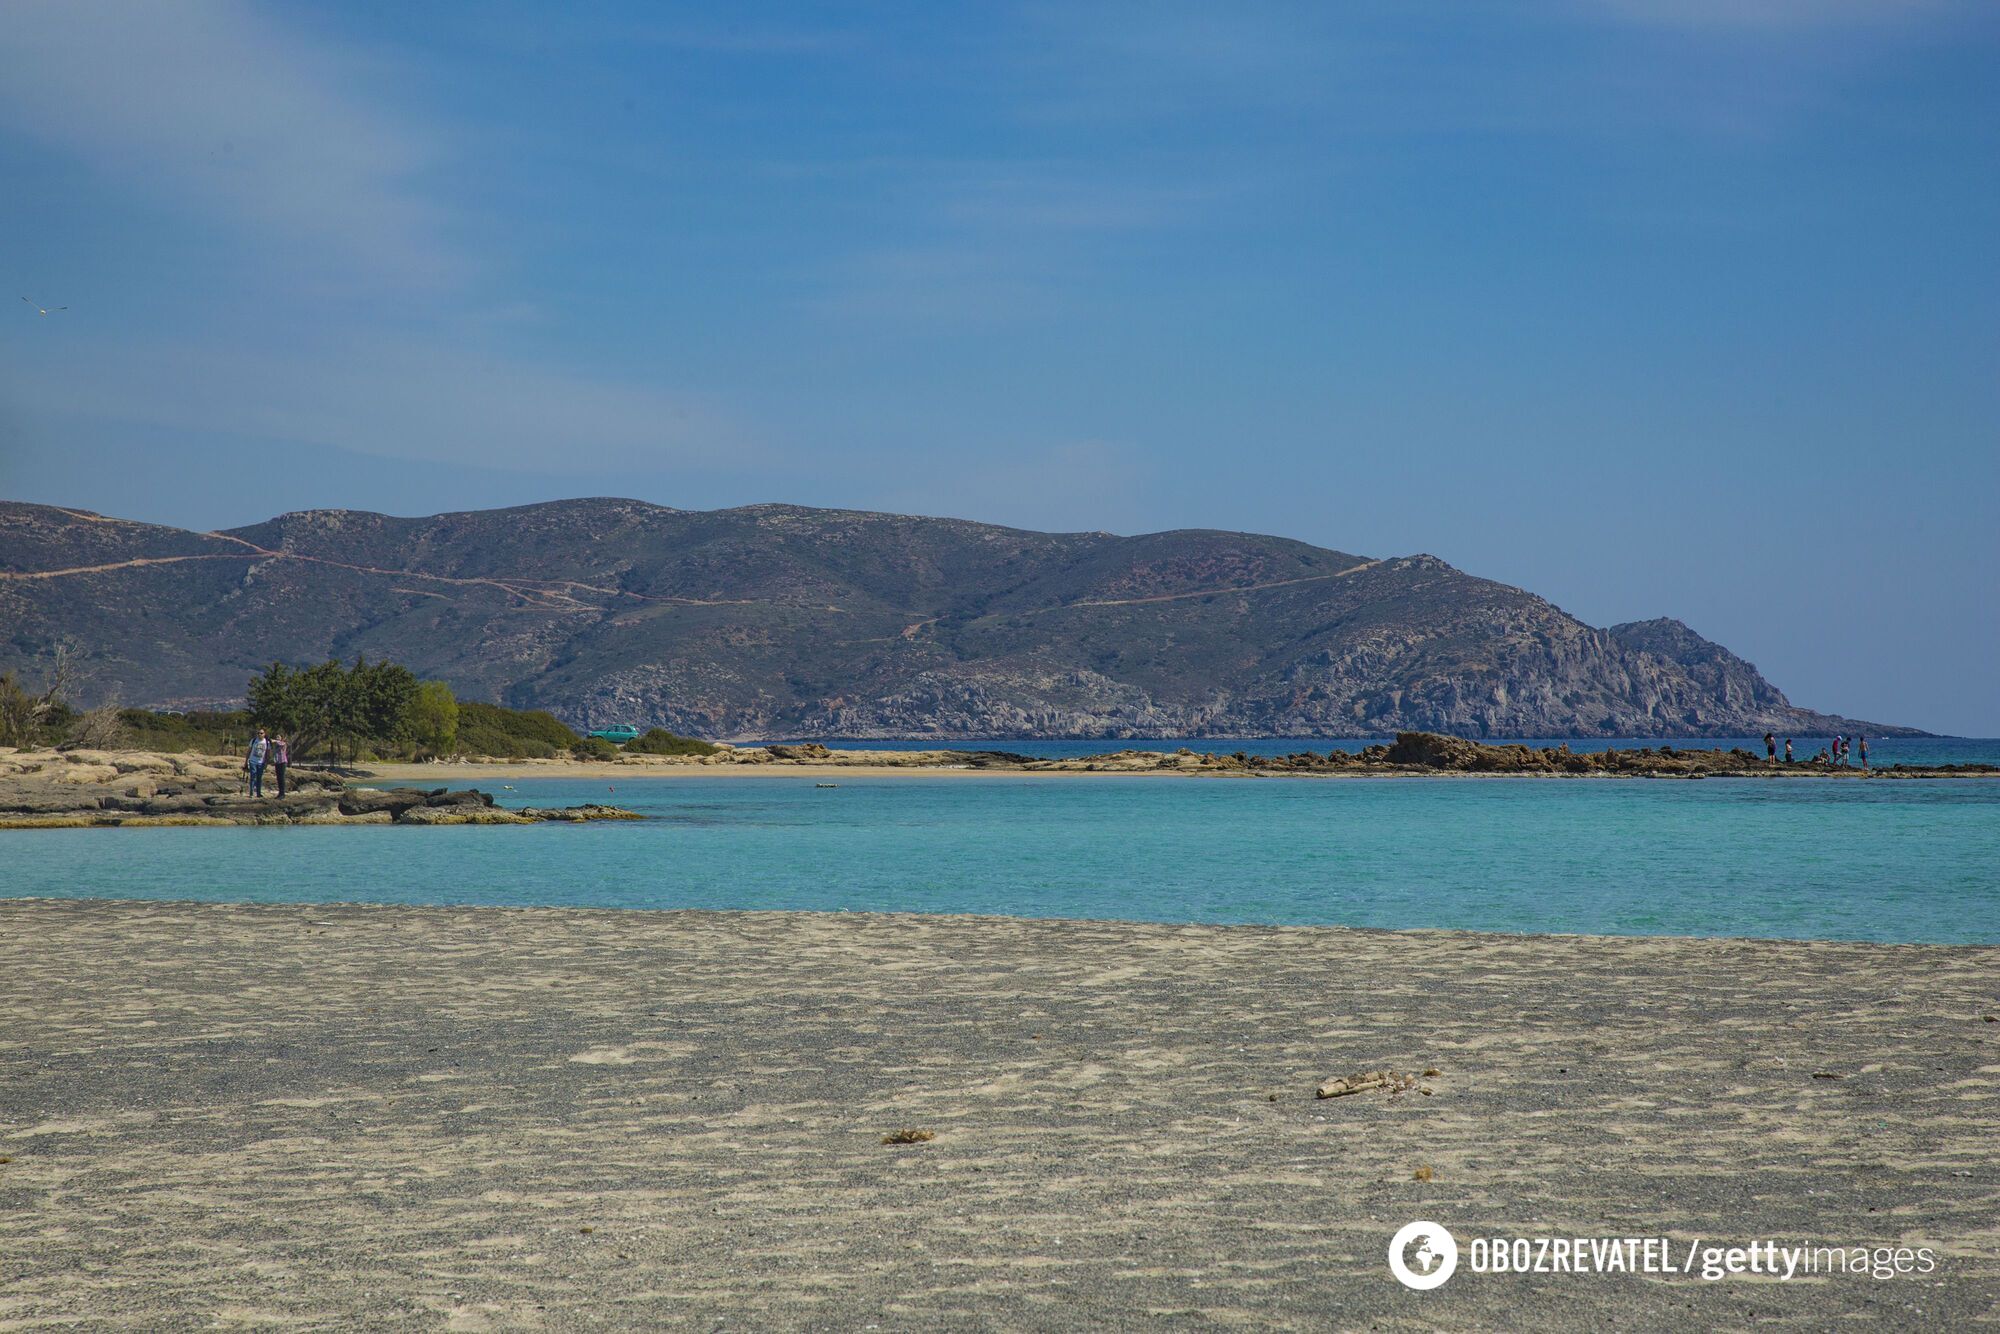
[269,734,291,797]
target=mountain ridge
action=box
[0,498,1922,739]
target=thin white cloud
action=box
[871,437,1149,535]
[805,163,1232,327]
[937,172,1219,232]
[0,1,758,472]
[808,243,1065,326]
[0,0,450,287]
[614,20,864,56]
[14,334,754,474]
[1009,1,1337,124]
[1582,0,1953,30]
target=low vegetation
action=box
[456,702,580,759]
[0,642,85,749]
[623,727,719,757]
[3,647,716,763]
[115,708,255,754]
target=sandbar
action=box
[2,900,1994,1327]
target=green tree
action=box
[250,659,344,761]
[247,662,305,738]
[308,659,363,763]
[406,681,459,758]
[351,658,418,756]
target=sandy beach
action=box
[2,900,1994,1328]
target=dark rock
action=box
[337,788,430,817]
[766,744,834,760]
[422,789,492,809]
[0,793,106,814]
[516,804,645,822]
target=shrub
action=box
[571,736,619,761]
[623,727,719,757]
[406,681,459,758]
[0,672,41,747]
[115,709,254,754]
[0,644,81,747]
[455,702,581,759]
[65,704,127,750]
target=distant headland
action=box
[0,498,1922,740]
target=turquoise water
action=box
[5,775,1996,944]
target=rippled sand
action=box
[1,900,1994,1328]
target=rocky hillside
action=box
[0,499,1916,738]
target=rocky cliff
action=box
[0,499,1918,738]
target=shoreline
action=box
[360,759,2000,782]
[358,732,1997,783]
[4,899,1994,1325]
[361,758,2000,782]
[8,734,1988,831]
[9,894,1998,948]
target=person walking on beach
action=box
[1834,734,1846,767]
[1858,736,1868,770]
[1784,737,1794,763]
[269,733,291,797]
[1765,732,1776,764]
[246,728,269,798]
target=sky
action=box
[1,1,1995,734]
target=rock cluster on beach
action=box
[0,749,641,828]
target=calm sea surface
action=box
[6,759,1997,944]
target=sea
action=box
[4,737,1996,945]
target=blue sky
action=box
[2,1,1995,733]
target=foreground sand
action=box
[1,902,1995,1328]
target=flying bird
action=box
[20,297,66,316]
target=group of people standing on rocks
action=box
[1763,732,1867,769]
[245,727,291,797]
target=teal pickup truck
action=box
[585,725,641,744]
